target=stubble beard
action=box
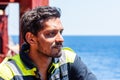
[51,47,62,58]
[37,42,63,58]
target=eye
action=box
[45,31,57,38]
[49,31,56,36]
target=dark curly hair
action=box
[20,6,61,42]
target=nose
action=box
[55,33,64,42]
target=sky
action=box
[5,3,19,36]
[50,0,120,36]
[7,0,120,36]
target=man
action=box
[0,6,97,80]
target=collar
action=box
[20,43,35,69]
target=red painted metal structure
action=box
[0,15,8,62]
[0,2,8,62]
[0,0,49,62]
[19,0,49,46]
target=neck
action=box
[29,50,52,80]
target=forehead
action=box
[43,18,64,30]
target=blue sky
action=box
[8,0,120,36]
[50,0,120,35]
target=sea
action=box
[11,35,120,80]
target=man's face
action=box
[35,18,64,58]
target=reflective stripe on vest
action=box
[11,54,36,76]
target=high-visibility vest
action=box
[0,47,76,80]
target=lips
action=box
[52,44,63,52]
[53,45,63,49]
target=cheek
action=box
[37,40,49,53]
[42,37,55,45]
[39,42,54,55]
[37,34,56,51]
[38,38,54,50]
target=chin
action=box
[55,53,62,58]
[53,50,62,58]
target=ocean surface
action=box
[11,35,120,80]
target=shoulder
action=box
[0,57,14,79]
[62,48,85,70]
[0,54,20,79]
[62,48,97,80]
[60,47,77,63]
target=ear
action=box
[25,32,37,44]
